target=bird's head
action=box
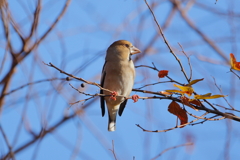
[106,40,141,61]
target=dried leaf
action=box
[230,53,240,71]
[188,78,204,86]
[158,70,169,78]
[194,94,226,100]
[201,93,212,97]
[181,96,198,111]
[168,101,188,127]
[189,99,202,107]
[173,84,194,96]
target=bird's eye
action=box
[125,44,130,48]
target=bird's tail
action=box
[108,108,118,132]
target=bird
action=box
[100,40,141,131]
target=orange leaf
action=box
[181,96,198,111]
[168,101,188,127]
[194,94,226,100]
[173,84,194,96]
[230,53,240,71]
[158,70,169,78]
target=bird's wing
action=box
[118,99,128,116]
[100,61,107,117]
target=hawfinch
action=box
[100,40,141,131]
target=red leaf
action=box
[158,70,169,78]
[168,101,188,127]
[181,96,198,111]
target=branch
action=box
[151,142,194,160]
[136,112,208,132]
[47,63,240,123]
[109,140,118,160]
[230,69,240,79]
[3,78,63,96]
[144,0,189,82]
[172,0,228,62]
[1,100,95,159]
[45,62,112,93]
[0,125,16,160]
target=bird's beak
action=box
[130,46,141,55]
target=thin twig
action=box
[178,43,193,81]
[109,140,118,160]
[137,81,173,89]
[0,125,16,160]
[3,78,63,96]
[45,62,112,93]
[230,69,240,79]
[144,0,189,82]
[135,64,159,71]
[172,0,228,62]
[213,104,240,113]
[212,76,234,109]
[136,112,208,132]
[28,0,41,40]
[151,142,194,160]
[186,110,225,121]
[190,115,222,126]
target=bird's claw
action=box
[110,91,118,101]
[132,94,139,103]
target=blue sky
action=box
[1,0,240,160]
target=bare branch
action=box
[109,140,118,160]
[151,142,194,160]
[0,125,16,160]
[136,112,208,132]
[144,0,190,82]
[230,69,240,79]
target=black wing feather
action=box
[118,99,128,116]
[100,61,107,117]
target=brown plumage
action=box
[100,40,141,131]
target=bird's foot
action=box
[109,91,118,101]
[132,94,140,103]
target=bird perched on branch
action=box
[100,40,141,131]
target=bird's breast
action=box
[103,61,135,100]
